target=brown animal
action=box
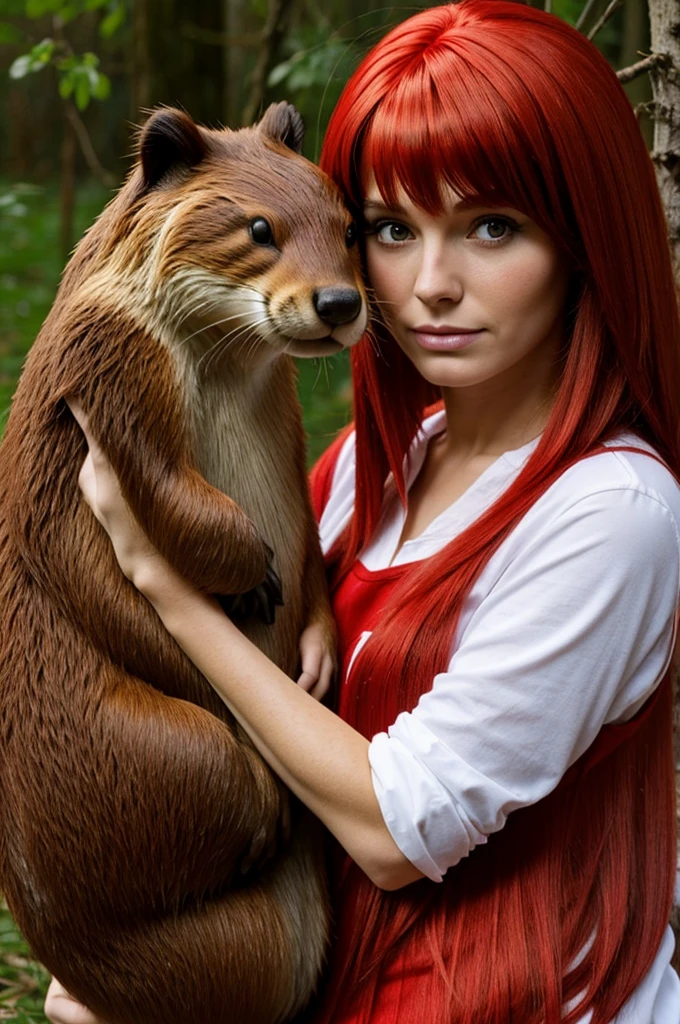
[0,103,366,1024]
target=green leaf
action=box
[25,0,60,17]
[30,36,55,61]
[268,57,295,87]
[9,52,32,77]
[0,21,25,44]
[75,71,90,110]
[92,69,110,99]
[11,36,55,76]
[58,71,74,97]
[59,1,82,24]
[99,0,124,37]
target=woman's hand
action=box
[67,397,197,609]
[44,978,104,1024]
[297,621,335,701]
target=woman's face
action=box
[362,175,571,394]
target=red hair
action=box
[317,2,680,1021]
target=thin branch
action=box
[575,0,599,33]
[617,52,670,86]
[242,0,294,127]
[64,102,117,188]
[544,0,551,11]
[587,0,623,40]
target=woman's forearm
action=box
[142,571,423,891]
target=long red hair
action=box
[316,2,680,1021]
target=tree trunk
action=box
[648,0,680,274]
[223,0,249,127]
[129,0,224,125]
[646,0,680,969]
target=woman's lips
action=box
[411,327,484,351]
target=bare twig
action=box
[617,52,670,86]
[64,102,117,188]
[587,0,623,40]
[544,0,551,11]
[575,0,599,33]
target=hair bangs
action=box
[360,39,563,236]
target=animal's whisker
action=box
[179,307,266,348]
[198,317,271,375]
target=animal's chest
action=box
[189,368,309,610]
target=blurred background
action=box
[0,0,656,1018]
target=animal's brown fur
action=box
[0,104,366,1024]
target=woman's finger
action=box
[77,451,99,517]
[309,654,334,702]
[297,640,323,693]
[66,397,99,455]
[45,977,103,1024]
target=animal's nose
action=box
[313,287,362,326]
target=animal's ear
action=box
[256,102,305,154]
[139,108,208,188]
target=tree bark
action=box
[223,0,249,127]
[646,0,680,968]
[648,0,680,274]
[129,0,224,125]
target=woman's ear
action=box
[139,108,208,189]
[256,102,305,155]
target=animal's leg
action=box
[53,324,274,597]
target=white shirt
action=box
[318,409,680,1024]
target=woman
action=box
[46,2,680,1022]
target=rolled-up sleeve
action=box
[367,486,680,882]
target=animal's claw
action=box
[216,555,284,626]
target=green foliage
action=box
[552,0,583,24]
[0,177,110,432]
[57,50,110,109]
[0,20,24,42]
[25,0,116,23]
[269,35,349,93]
[0,902,49,1022]
[267,13,393,160]
[5,0,123,110]
[8,36,54,78]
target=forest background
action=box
[0,0,663,1019]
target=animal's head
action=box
[92,104,368,362]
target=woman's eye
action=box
[375,221,412,244]
[471,217,517,243]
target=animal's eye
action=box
[250,218,275,246]
[345,223,357,248]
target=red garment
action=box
[305,432,674,1024]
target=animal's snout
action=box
[313,287,362,327]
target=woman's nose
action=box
[413,244,464,306]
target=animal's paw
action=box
[216,549,283,625]
[238,783,291,877]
